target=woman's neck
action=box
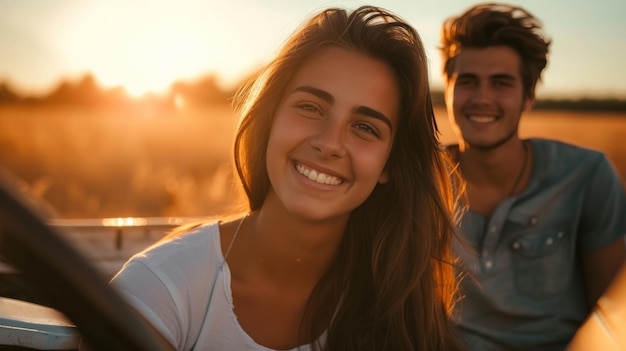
[232,191,346,288]
[223,193,344,349]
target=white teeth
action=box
[469,115,496,123]
[296,163,342,185]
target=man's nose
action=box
[471,83,493,103]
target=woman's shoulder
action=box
[129,220,224,270]
[160,219,220,243]
[110,220,225,349]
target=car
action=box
[0,175,175,351]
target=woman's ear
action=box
[378,170,390,184]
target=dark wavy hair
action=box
[232,6,464,351]
[440,2,551,100]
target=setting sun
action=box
[55,1,254,96]
[107,29,205,97]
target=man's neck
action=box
[458,138,527,183]
[456,138,531,216]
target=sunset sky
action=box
[1,0,624,99]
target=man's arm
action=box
[581,154,626,306]
[568,260,626,351]
[582,237,626,306]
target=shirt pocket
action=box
[509,229,573,298]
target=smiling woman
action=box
[106,5,465,351]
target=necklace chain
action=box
[508,140,529,197]
[224,214,247,260]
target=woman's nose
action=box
[309,118,346,159]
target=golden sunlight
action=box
[57,1,232,96]
[115,30,202,97]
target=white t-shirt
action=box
[110,222,319,351]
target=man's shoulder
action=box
[529,138,618,185]
[530,138,605,161]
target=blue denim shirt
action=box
[453,138,626,351]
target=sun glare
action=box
[120,31,203,97]
[46,0,300,98]
[58,1,236,97]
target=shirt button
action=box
[512,241,521,250]
[489,226,497,233]
[557,232,564,238]
[530,217,538,225]
[485,260,493,269]
[546,238,554,245]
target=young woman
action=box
[110,6,464,351]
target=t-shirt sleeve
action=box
[109,223,221,350]
[111,259,183,348]
[580,154,626,251]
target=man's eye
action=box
[494,80,513,88]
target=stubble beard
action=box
[465,126,519,151]
[462,104,525,151]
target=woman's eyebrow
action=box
[292,85,392,131]
[292,85,334,104]
[354,106,392,131]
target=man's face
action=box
[444,46,534,150]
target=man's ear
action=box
[378,170,390,184]
[523,89,536,112]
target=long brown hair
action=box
[233,6,464,350]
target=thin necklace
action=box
[224,214,247,260]
[508,140,529,197]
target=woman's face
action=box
[265,46,400,223]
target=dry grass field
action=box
[435,107,626,180]
[0,103,243,218]
[1,104,624,219]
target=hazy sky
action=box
[1,0,625,98]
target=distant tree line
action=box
[0,74,238,108]
[2,74,626,112]
[429,91,626,113]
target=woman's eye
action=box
[354,123,380,137]
[296,103,322,115]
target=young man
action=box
[440,3,626,350]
